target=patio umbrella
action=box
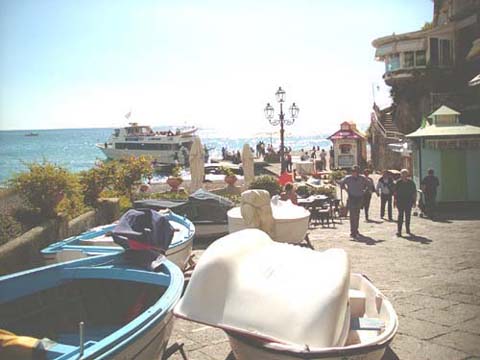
[189,136,205,192]
[242,143,255,187]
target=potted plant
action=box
[222,166,237,186]
[167,164,183,192]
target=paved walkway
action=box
[168,189,480,359]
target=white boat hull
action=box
[228,335,387,360]
[195,222,228,238]
[97,145,187,165]
[227,207,310,243]
[45,237,193,270]
[224,274,398,360]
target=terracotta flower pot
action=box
[224,175,238,186]
[167,177,183,191]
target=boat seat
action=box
[350,318,384,331]
[349,289,366,317]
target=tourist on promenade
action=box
[286,152,293,172]
[320,149,327,171]
[280,182,298,205]
[421,168,440,219]
[339,165,367,238]
[394,169,417,237]
[376,170,394,221]
[362,169,376,221]
[329,146,334,169]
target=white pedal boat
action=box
[227,198,310,243]
[42,211,195,270]
[174,229,398,360]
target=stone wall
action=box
[0,198,120,275]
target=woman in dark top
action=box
[394,169,417,237]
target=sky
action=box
[0,0,433,135]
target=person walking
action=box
[376,170,394,221]
[362,169,376,221]
[329,146,334,170]
[421,168,440,219]
[339,166,367,238]
[320,149,327,171]
[394,169,417,237]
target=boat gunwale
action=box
[0,253,184,360]
[175,273,398,358]
[41,211,195,258]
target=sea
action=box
[0,127,332,185]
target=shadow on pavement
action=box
[367,219,384,224]
[404,233,432,244]
[352,234,386,246]
[382,346,400,359]
[225,351,236,360]
[193,236,221,250]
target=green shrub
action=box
[114,156,153,201]
[329,169,346,182]
[79,161,117,207]
[0,212,23,245]
[134,191,189,201]
[311,185,337,198]
[219,166,235,177]
[170,164,182,178]
[248,175,281,196]
[9,161,85,219]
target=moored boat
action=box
[174,229,398,360]
[42,210,195,269]
[227,193,310,243]
[96,122,197,165]
[135,189,234,239]
[0,252,184,360]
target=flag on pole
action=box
[125,111,131,119]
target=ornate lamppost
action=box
[264,87,299,173]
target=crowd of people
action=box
[339,166,439,239]
[299,146,334,171]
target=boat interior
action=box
[0,279,164,347]
[230,273,396,356]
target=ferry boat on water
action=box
[96,122,197,165]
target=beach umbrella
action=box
[242,143,255,187]
[189,136,205,192]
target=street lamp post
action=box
[264,87,299,173]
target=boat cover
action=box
[175,229,350,348]
[134,189,234,223]
[113,208,174,251]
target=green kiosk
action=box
[407,106,480,203]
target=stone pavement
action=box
[167,189,480,360]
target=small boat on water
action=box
[0,252,184,360]
[175,229,398,360]
[42,210,195,269]
[96,122,197,165]
[24,132,39,137]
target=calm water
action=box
[0,127,331,184]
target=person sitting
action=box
[280,182,298,205]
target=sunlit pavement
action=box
[167,185,480,360]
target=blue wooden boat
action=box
[42,211,195,269]
[0,252,184,359]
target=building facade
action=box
[329,122,367,169]
[407,105,480,203]
[369,0,480,170]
